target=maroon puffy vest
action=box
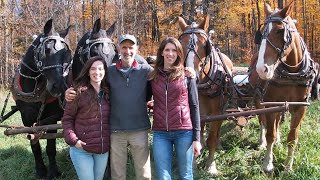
[151,72,192,131]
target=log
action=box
[4,124,62,136]
[27,133,63,140]
[201,105,288,122]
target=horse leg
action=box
[30,141,48,179]
[200,122,206,147]
[205,120,223,176]
[258,114,267,149]
[262,112,278,173]
[284,106,306,172]
[46,137,61,179]
[275,113,282,144]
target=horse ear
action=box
[59,25,71,38]
[178,16,188,31]
[44,19,54,35]
[106,21,116,37]
[93,18,101,33]
[199,15,210,32]
[279,1,294,18]
[264,3,273,18]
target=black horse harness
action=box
[180,27,231,98]
[12,35,70,103]
[77,34,115,65]
[255,16,316,88]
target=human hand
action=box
[147,100,154,108]
[184,67,196,79]
[65,87,77,102]
[192,141,202,157]
[75,140,86,149]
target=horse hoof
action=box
[257,144,266,150]
[207,165,218,176]
[263,165,274,174]
[35,167,47,180]
[47,170,61,180]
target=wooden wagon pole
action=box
[27,133,63,140]
[201,105,288,122]
[4,124,62,136]
[0,124,25,129]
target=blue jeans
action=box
[153,130,194,180]
[70,146,109,180]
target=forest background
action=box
[0,0,319,88]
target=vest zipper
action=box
[99,97,103,153]
[165,78,168,131]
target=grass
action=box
[1,89,320,180]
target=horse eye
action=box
[277,28,285,34]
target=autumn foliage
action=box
[0,0,319,87]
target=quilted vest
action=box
[151,72,192,131]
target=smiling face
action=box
[89,60,105,85]
[119,40,137,65]
[162,42,178,70]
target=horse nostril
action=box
[264,65,269,73]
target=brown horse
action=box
[178,15,233,175]
[253,2,317,172]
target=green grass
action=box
[1,89,320,180]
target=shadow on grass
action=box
[0,143,76,180]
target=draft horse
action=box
[10,19,71,179]
[178,15,233,175]
[253,2,317,172]
[72,18,117,79]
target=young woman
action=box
[62,56,110,180]
[149,37,202,180]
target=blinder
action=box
[254,24,263,45]
[80,37,114,65]
[34,35,70,72]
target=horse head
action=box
[177,15,211,75]
[72,18,117,79]
[256,2,301,80]
[177,15,233,84]
[21,19,71,98]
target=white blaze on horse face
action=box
[256,23,275,80]
[186,34,198,70]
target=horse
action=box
[10,19,72,179]
[72,18,117,80]
[177,15,234,175]
[251,2,317,173]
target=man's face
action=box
[119,40,137,64]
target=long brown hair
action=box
[149,37,185,81]
[73,56,109,112]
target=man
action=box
[66,34,152,180]
[107,34,152,180]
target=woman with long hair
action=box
[62,56,110,180]
[149,37,202,180]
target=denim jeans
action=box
[70,146,109,180]
[153,130,194,180]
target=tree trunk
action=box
[182,0,188,17]
[4,17,9,87]
[103,0,107,29]
[189,0,196,22]
[202,0,209,15]
[278,0,284,8]
[302,0,307,42]
[82,0,86,34]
